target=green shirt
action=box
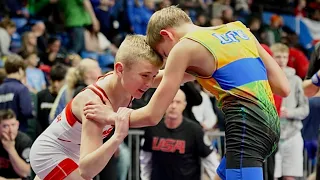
[58,0,92,27]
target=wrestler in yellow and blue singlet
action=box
[182,21,280,180]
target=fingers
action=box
[2,132,10,141]
[84,100,102,107]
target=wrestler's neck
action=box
[164,115,183,129]
[173,23,203,39]
[105,74,131,104]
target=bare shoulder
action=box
[178,38,216,74]
[72,89,103,121]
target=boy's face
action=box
[155,38,178,65]
[120,60,159,99]
[28,54,39,67]
[273,52,289,68]
[51,80,65,94]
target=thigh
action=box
[30,137,79,180]
[224,115,277,180]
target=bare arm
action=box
[255,39,290,97]
[83,0,98,21]
[152,70,195,88]
[78,94,123,179]
[7,149,30,178]
[129,41,192,127]
[303,79,319,97]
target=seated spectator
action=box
[39,37,67,67]
[84,25,118,56]
[0,55,33,133]
[0,18,16,59]
[140,89,220,180]
[18,32,38,59]
[25,53,46,94]
[36,64,67,134]
[49,59,101,122]
[31,21,48,54]
[0,109,32,179]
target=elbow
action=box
[279,85,291,97]
[148,114,162,126]
[79,162,94,180]
[18,167,31,178]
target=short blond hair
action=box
[270,43,289,54]
[146,6,192,49]
[116,35,163,68]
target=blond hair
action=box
[65,58,98,101]
[116,35,163,68]
[270,43,289,54]
[146,6,192,49]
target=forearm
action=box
[129,107,160,128]
[303,79,319,97]
[8,149,30,178]
[152,71,195,88]
[79,136,122,179]
[286,105,309,120]
[83,0,98,21]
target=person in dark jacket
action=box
[0,55,33,132]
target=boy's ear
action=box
[160,29,175,41]
[114,62,124,77]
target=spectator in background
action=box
[302,41,320,180]
[49,59,101,122]
[249,17,267,44]
[39,37,66,67]
[36,63,67,134]
[192,82,217,131]
[195,13,210,27]
[0,18,16,58]
[0,55,33,133]
[18,31,38,59]
[158,0,172,10]
[92,0,116,41]
[210,17,223,26]
[0,68,7,85]
[271,43,309,180]
[25,53,46,94]
[140,89,219,180]
[130,0,155,35]
[266,15,284,45]
[31,21,47,54]
[221,6,234,24]
[295,0,307,17]
[0,109,32,179]
[4,0,29,18]
[66,53,82,67]
[180,82,203,122]
[84,25,118,56]
[57,0,100,54]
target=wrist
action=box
[7,147,17,155]
[111,135,124,144]
[311,73,320,87]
